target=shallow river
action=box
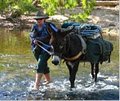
[0,29,119,100]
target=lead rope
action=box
[34,40,54,55]
[36,40,51,48]
[37,44,53,55]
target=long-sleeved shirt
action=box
[29,22,58,53]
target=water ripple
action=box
[0,72,119,100]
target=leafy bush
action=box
[0,0,37,15]
[70,0,96,22]
[40,0,96,22]
[0,0,96,22]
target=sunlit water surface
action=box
[0,29,119,100]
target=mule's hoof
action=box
[70,86,75,89]
[92,76,95,79]
[95,79,97,82]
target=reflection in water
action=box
[0,29,119,100]
[0,29,31,55]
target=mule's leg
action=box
[66,60,79,88]
[90,63,95,79]
[95,63,99,82]
[70,64,79,88]
[66,62,72,86]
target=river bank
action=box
[0,6,119,36]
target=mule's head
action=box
[47,24,74,65]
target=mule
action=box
[47,24,110,88]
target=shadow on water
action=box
[0,29,119,100]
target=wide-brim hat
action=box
[33,11,49,20]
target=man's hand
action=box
[34,40,38,44]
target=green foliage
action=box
[70,0,96,22]
[0,0,37,14]
[0,0,95,22]
[82,0,88,9]
[64,0,78,9]
[0,0,13,12]
[40,0,95,22]
[40,0,59,15]
[40,0,78,15]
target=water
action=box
[0,29,119,100]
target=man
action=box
[29,11,58,90]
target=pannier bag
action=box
[85,38,113,64]
[62,22,113,64]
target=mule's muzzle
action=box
[52,60,59,65]
[52,55,60,65]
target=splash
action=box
[27,73,119,100]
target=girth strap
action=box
[64,51,82,61]
[76,34,87,54]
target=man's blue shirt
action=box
[29,22,58,53]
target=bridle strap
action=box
[64,51,82,61]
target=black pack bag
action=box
[85,38,113,64]
[99,39,113,64]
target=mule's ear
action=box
[60,26,75,37]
